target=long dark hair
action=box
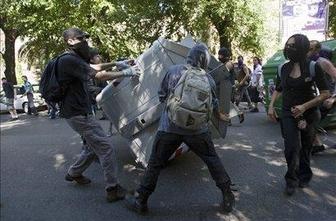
[283,34,310,74]
[283,34,310,61]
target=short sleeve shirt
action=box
[57,53,96,118]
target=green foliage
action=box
[329,2,336,38]
[2,0,270,70]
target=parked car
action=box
[0,84,47,113]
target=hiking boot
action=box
[285,185,295,196]
[311,145,325,155]
[221,186,235,213]
[106,184,127,202]
[126,192,149,215]
[65,173,91,185]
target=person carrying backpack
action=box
[268,34,330,196]
[308,40,336,154]
[126,44,235,214]
[49,27,141,202]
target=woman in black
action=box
[268,34,330,196]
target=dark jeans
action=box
[280,110,319,187]
[46,101,57,118]
[137,131,231,196]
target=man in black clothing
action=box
[58,27,141,202]
[1,77,18,120]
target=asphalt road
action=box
[1,108,335,221]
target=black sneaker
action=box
[222,187,235,213]
[125,192,149,215]
[250,107,259,113]
[65,173,91,185]
[285,185,295,196]
[106,184,127,202]
[311,145,325,155]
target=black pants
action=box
[137,131,231,196]
[280,111,318,187]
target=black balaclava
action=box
[284,34,309,63]
[186,43,211,70]
[69,41,90,62]
[218,47,231,63]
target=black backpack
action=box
[39,53,70,102]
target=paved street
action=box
[1,108,335,221]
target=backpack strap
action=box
[277,62,288,78]
[309,60,316,79]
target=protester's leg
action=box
[184,132,234,212]
[127,131,183,213]
[27,93,38,115]
[137,131,183,196]
[66,115,118,189]
[281,116,301,194]
[7,98,18,119]
[184,132,231,189]
[243,86,253,108]
[298,112,319,186]
[67,138,96,177]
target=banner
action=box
[282,0,328,43]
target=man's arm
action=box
[319,59,336,79]
[90,62,117,72]
[94,66,141,81]
[90,59,134,72]
[239,65,250,85]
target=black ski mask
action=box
[283,34,310,63]
[284,44,301,62]
[69,41,90,61]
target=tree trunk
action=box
[3,29,18,85]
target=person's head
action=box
[283,34,310,63]
[63,27,90,61]
[1,77,7,83]
[218,47,231,63]
[237,55,244,66]
[89,48,102,64]
[253,57,261,66]
[186,43,210,70]
[307,40,321,60]
[22,75,28,82]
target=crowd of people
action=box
[1,27,335,215]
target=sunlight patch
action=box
[311,167,331,178]
[323,193,336,206]
[54,154,65,169]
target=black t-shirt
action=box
[275,61,328,113]
[57,53,96,118]
[2,82,14,99]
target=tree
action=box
[0,1,23,84]
[329,1,336,38]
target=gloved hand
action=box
[121,66,142,77]
[116,59,135,70]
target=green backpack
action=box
[167,65,213,130]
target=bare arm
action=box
[292,90,330,118]
[95,71,127,81]
[90,62,117,72]
[319,59,336,79]
[239,65,249,85]
[268,90,282,122]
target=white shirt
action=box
[251,64,263,87]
